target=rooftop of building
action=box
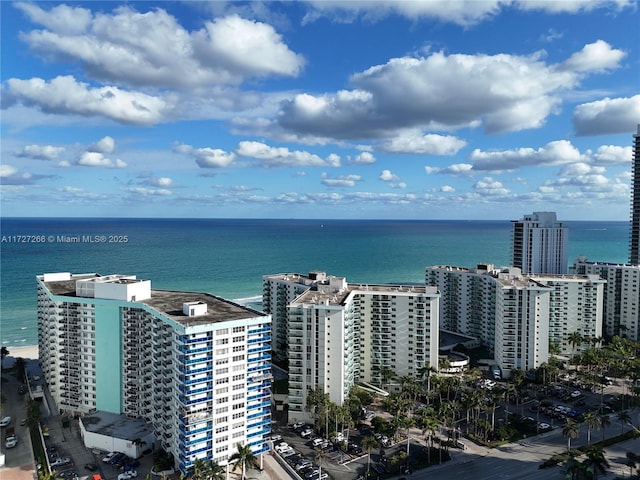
[143,289,266,326]
[39,273,267,326]
[39,273,101,295]
[81,410,154,441]
[292,283,438,307]
[440,330,477,350]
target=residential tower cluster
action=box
[34,127,640,475]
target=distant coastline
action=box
[2,345,39,361]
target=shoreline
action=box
[1,345,39,361]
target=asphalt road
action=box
[1,359,36,472]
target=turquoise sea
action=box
[0,218,630,347]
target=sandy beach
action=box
[2,345,39,362]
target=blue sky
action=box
[1,1,639,220]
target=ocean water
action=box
[0,218,630,347]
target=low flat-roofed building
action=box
[80,411,155,459]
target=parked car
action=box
[20,418,27,426]
[348,443,362,454]
[295,460,313,471]
[304,468,321,479]
[123,460,140,471]
[51,457,73,468]
[281,449,297,459]
[118,471,137,480]
[312,438,325,447]
[102,452,118,463]
[300,428,314,438]
[307,473,328,480]
[109,453,126,465]
[269,434,282,442]
[5,435,18,448]
[538,423,551,430]
[275,442,290,453]
[0,416,12,427]
[84,463,98,472]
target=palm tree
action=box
[582,411,601,445]
[582,445,610,479]
[184,459,213,480]
[599,414,611,442]
[616,410,631,435]
[209,463,224,480]
[314,447,328,478]
[26,399,42,429]
[562,418,579,453]
[229,443,259,480]
[397,416,414,454]
[625,451,640,478]
[564,454,584,480]
[378,364,396,389]
[305,387,330,434]
[39,470,62,480]
[568,332,583,364]
[1,346,9,362]
[361,436,377,476]
[418,362,437,404]
[14,357,27,382]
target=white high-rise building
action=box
[37,272,271,475]
[512,212,568,275]
[426,265,604,376]
[570,257,640,341]
[263,273,439,422]
[262,271,332,362]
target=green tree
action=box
[361,436,378,476]
[568,332,583,364]
[417,362,437,403]
[26,399,42,429]
[314,446,329,478]
[183,458,224,480]
[582,445,610,480]
[625,451,640,478]
[582,411,601,445]
[1,346,9,362]
[39,470,63,480]
[377,364,396,388]
[616,410,631,435]
[229,443,259,480]
[562,418,579,453]
[305,387,330,434]
[14,357,27,382]
[564,454,585,480]
[599,414,611,442]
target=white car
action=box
[5,435,18,448]
[280,449,297,458]
[102,452,118,463]
[0,416,11,427]
[118,470,137,480]
[51,457,72,468]
[538,423,551,430]
[570,390,581,398]
[312,438,326,447]
[274,443,290,453]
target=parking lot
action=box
[268,414,422,480]
[1,357,155,480]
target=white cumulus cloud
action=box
[573,95,640,136]
[3,76,171,125]
[16,144,65,160]
[237,141,340,167]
